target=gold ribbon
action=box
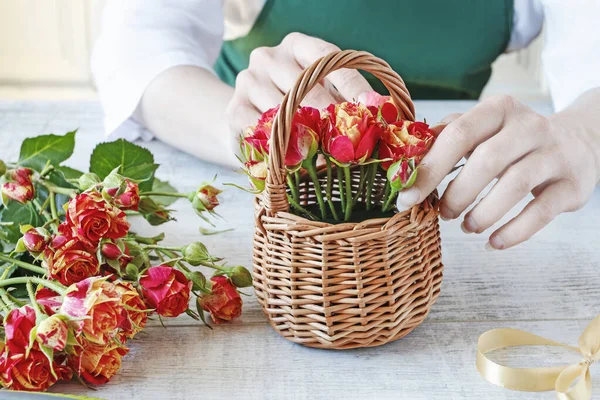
[477,316,600,399]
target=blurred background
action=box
[0,0,550,102]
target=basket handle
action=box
[263,50,415,216]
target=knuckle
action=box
[441,119,474,148]
[235,70,255,88]
[564,178,587,210]
[528,113,550,133]
[249,46,272,65]
[471,143,501,175]
[505,167,532,195]
[531,197,556,224]
[489,94,519,113]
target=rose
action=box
[379,120,435,170]
[36,315,69,351]
[4,306,36,354]
[69,342,128,385]
[101,242,123,260]
[106,179,140,211]
[21,226,49,253]
[322,102,383,164]
[114,281,148,339]
[243,105,322,170]
[244,158,268,192]
[198,276,242,324]
[43,236,100,285]
[1,168,34,204]
[0,348,71,391]
[36,288,62,316]
[63,192,130,247]
[61,277,124,345]
[191,184,222,212]
[139,265,192,317]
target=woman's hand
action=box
[397,94,600,250]
[226,32,372,152]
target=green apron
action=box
[214,0,513,100]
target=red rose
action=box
[4,306,36,354]
[106,179,140,211]
[68,342,128,385]
[139,266,192,317]
[379,120,435,170]
[43,237,100,285]
[36,288,62,316]
[61,277,124,345]
[0,348,71,391]
[1,168,34,204]
[114,281,148,339]
[322,102,383,164]
[63,192,130,247]
[198,276,243,324]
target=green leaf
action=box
[18,130,76,171]
[0,202,44,244]
[90,139,159,191]
[149,178,179,206]
[46,166,83,189]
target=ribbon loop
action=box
[477,316,600,400]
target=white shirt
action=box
[91,0,600,141]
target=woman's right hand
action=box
[226,32,373,153]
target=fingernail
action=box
[439,203,455,221]
[489,235,505,250]
[462,216,478,233]
[397,188,420,207]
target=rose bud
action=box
[1,168,35,204]
[143,209,173,226]
[106,179,140,211]
[68,342,128,385]
[36,314,69,351]
[78,172,101,191]
[0,348,72,391]
[60,276,123,345]
[322,102,383,165]
[139,265,192,317]
[191,184,222,212]
[387,158,418,192]
[101,242,123,260]
[230,266,253,288]
[244,159,267,192]
[63,192,130,247]
[182,242,213,266]
[20,226,50,253]
[198,276,243,324]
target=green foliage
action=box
[18,130,76,172]
[0,202,44,243]
[151,178,178,206]
[89,139,159,191]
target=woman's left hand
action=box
[397,94,600,250]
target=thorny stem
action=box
[305,161,327,220]
[0,254,47,275]
[325,158,339,221]
[343,167,353,221]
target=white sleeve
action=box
[540,0,600,111]
[91,0,224,141]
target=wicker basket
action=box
[252,50,443,349]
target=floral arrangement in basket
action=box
[238,91,438,220]
[0,132,251,392]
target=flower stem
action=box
[26,281,44,317]
[286,174,299,204]
[0,296,12,314]
[0,289,16,310]
[49,191,59,221]
[352,165,368,206]
[286,194,319,220]
[343,167,353,221]
[0,277,66,296]
[337,166,346,212]
[381,181,391,212]
[305,160,327,220]
[382,189,398,212]
[141,192,189,198]
[38,180,77,197]
[294,170,301,198]
[0,254,47,275]
[365,164,379,211]
[324,158,339,221]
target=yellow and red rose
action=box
[43,236,100,286]
[139,265,192,317]
[198,276,242,324]
[1,168,35,204]
[69,341,128,385]
[114,281,148,339]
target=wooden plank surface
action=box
[0,100,598,399]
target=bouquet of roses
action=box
[0,132,251,392]
[238,91,438,221]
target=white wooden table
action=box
[1,100,599,400]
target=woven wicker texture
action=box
[253,50,443,349]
